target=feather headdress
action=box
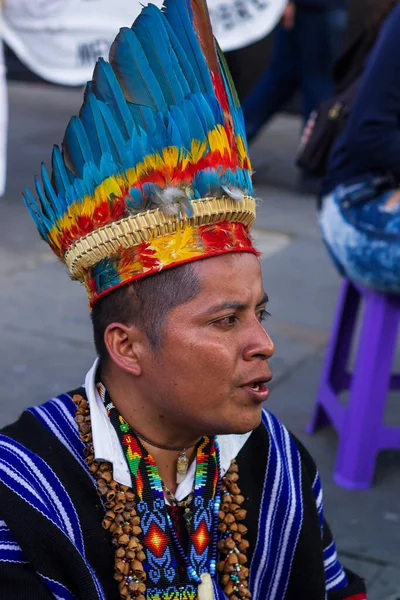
[24,0,257,304]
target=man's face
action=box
[139,252,274,438]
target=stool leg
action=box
[334,291,399,489]
[307,279,360,433]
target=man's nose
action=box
[242,322,275,361]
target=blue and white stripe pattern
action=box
[28,394,88,474]
[312,469,348,592]
[0,394,106,599]
[249,409,304,600]
[324,540,348,592]
[38,574,78,600]
[0,520,27,564]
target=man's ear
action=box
[104,323,146,376]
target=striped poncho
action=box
[0,389,366,599]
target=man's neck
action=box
[101,366,201,495]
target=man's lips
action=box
[241,376,271,402]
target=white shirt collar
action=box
[85,359,251,501]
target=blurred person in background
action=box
[320,0,400,294]
[242,0,348,144]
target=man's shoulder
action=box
[0,387,88,483]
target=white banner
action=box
[0,0,285,86]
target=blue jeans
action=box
[320,183,400,294]
[243,7,348,141]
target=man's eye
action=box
[214,315,237,327]
[258,310,271,323]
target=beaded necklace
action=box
[73,391,251,599]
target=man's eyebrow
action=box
[203,292,269,315]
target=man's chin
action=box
[213,409,263,437]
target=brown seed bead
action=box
[115,560,129,575]
[224,513,235,525]
[225,537,236,551]
[128,580,139,593]
[128,538,139,551]
[115,547,126,559]
[115,514,125,527]
[221,574,230,586]
[113,571,124,582]
[230,483,240,495]
[238,539,250,552]
[216,561,225,572]
[125,502,134,511]
[222,493,232,503]
[224,563,235,574]
[132,559,144,573]
[122,524,132,535]
[237,524,248,535]
[238,553,247,565]
[224,582,235,596]
[114,503,125,514]
[230,503,240,513]
[138,583,146,593]
[136,543,143,552]
[99,463,111,472]
[118,581,128,597]
[217,540,228,552]
[136,550,146,562]
[89,463,99,474]
[233,532,242,543]
[136,595,146,600]
[130,516,141,526]
[230,522,238,532]
[231,596,240,600]
[115,491,126,503]
[234,495,245,505]
[228,553,238,565]
[125,491,135,502]
[218,523,227,534]
[82,433,92,443]
[118,533,130,546]
[102,518,112,530]
[109,480,120,491]
[122,511,131,522]
[106,490,116,502]
[235,509,247,521]
[241,567,249,579]
[111,536,120,548]
[221,503,230,513]
[229,461,239,472]
[104,500,116,509]
[132,525,142,536]
[218,510,225,521]
[126,550,136,560]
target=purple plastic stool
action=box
[307,278,400,489]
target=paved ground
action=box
[1,81,399,598]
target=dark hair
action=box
[91,262,200,361]
[369,0,399,41]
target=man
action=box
[242,0,348,142]
[0,0,366,598]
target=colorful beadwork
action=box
[105,393,221,598]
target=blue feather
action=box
[164,0,214,95]
[188,94,216,132]
[182,99,205,141]
[92,58,135,140]
[193,168,222,197]
[23,188,52,238]
[80,93,115,165]
[63,116,94,178]
[98,103,126,165]
[125,12,184,112]
[169,106,191,148]
[41,163,65,218]
[145,5,200,95]
[127,186,146,211]
[134,7,189,104]
[51,145,72,197]
[128,103,157,135]
[35,176,57,224]
[99,153,118,180]
[110,27,168,112]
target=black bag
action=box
[296,78,360,177]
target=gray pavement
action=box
[1,81,399,598]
